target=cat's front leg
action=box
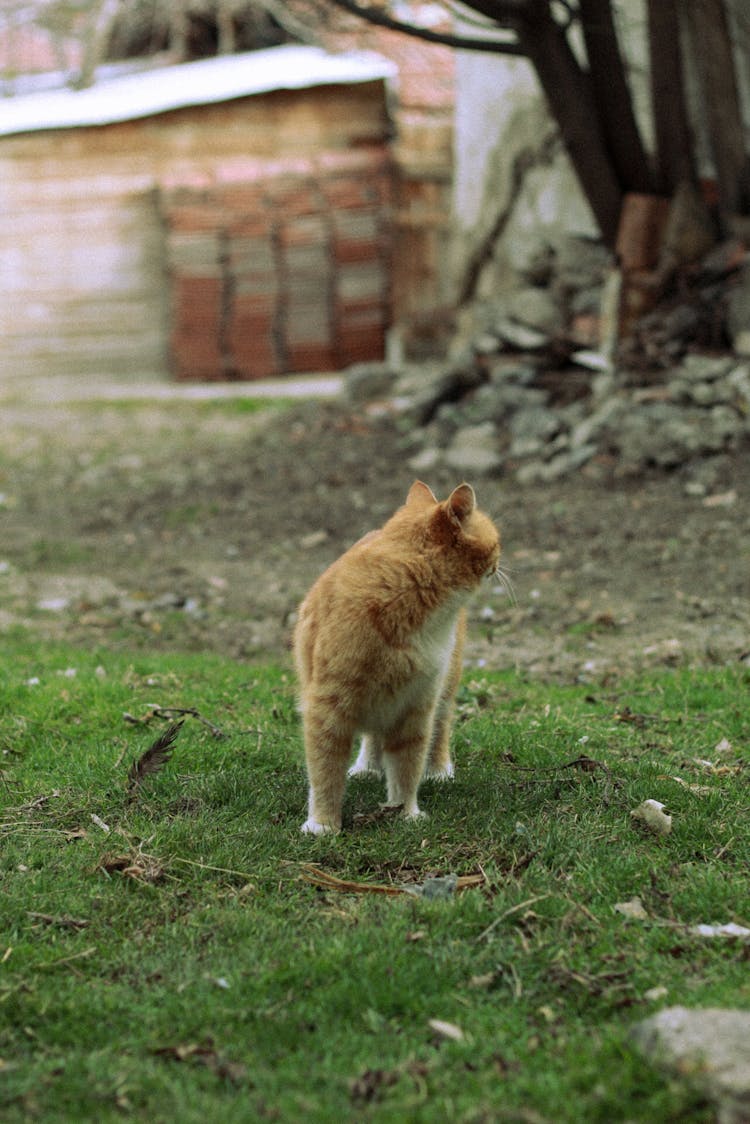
[424,609,464,780]
[347,735,384,777]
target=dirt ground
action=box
[1,389,749,681]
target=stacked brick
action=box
[161,147,392,380]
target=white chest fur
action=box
[358,592,466,737]
[411,593,465,677]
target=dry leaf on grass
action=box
[662,775,713,796]
[630,799,672,835]
[687,922,750,941]
[644,985,669,1002]
[349,1067,399,1104]
[351,803,404,826]
[428,1019,465,1042]
[153,1042,247,1084]
[614,896,650,920]
[96,851,165,883]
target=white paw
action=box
[403,807,428,821]
[423,762,455,781]
[347,762,384,778]
[300,818,337,836]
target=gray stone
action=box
[510,404,560,441]
[727,364,750,419]
[455,382,549,428]
[487,360,538,386]
[515,443,596,484]
[610,401,742,473]
[494,317,550,351]
[690,380,736,407]
[509,436,546,459]
[709,405,743,449]
[403,364,486,427]
[345,362,398,403]
[554,234,612,292]
[472,333,502,355]
[569,397,625,449]
[508,405,560,458]
[407,445,442,475]
[669,376,735,407]
[569,284,604,316]
[492,385,548,413]
[521,243,556,286]
[679,355,735,383]
[514,459,548,485]
[392,362,449,400]
[504,287,564,335]
[444,422,503,476]
[727,262,750,353]
[632,1007,750,1124]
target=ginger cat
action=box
[293,481,501,834]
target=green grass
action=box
[1,637,748,1122]
[63,396,293,415]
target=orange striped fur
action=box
[294,482,501,834]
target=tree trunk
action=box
[514,1,623,245]
[682,0,750,215]
[579,0,654,193]
[647,0,695,193]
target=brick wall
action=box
[161,147,393,380]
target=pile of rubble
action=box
[347,350,750,486]
[345,228,750,485]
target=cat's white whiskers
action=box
[491,564,517,606]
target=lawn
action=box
[1,636,748,1122]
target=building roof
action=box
[0,45,397,138]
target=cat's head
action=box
[404,481,501,586]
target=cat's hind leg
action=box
[300,706,354,835]
[347,734,384,777]
[382,707,433,819]
[423,689,456,780]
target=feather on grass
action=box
[126,720,182,797]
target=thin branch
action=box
[256,0,321,44]
[324,0,525,53]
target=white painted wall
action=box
[451,45,598,302]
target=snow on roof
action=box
[0,45,397,138]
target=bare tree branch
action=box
[324,0,525,53]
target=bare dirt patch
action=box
[1,393,748,680]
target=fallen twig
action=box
[124,706,225,738]
[37,947,96,971]
[27,912,90,931]
[499,754,609,776]
[474,894,554,942]
[299,864,484,896]
[172,857,256,882]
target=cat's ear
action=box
[446,483,476,526]
[406,480,438,507]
